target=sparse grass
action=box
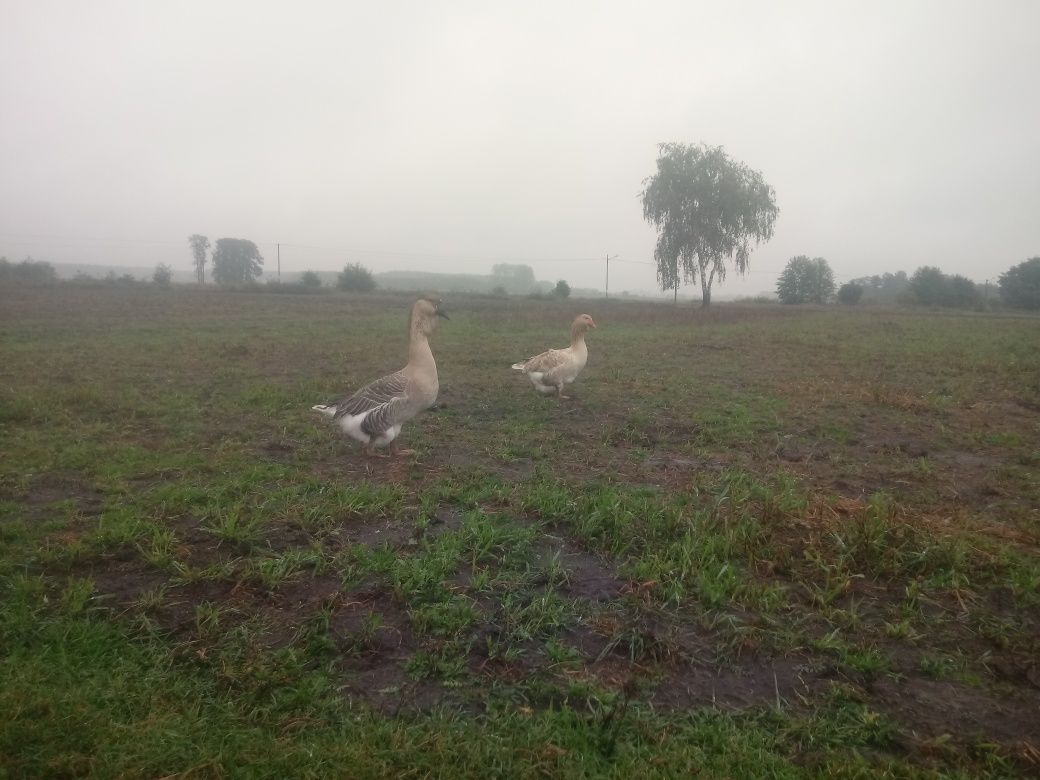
[1,285,1038,776]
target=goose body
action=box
[512,314,596,399]
[313,298,447,457]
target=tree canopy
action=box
[188,234,210,285]
[338,262,376,292]
[553,280,571,299]
[641,143,778,307]
[212,238,263,285]
[999,257,1040,310]
[847,271,909,304]
[299,270,323,288]
[909,266,947,306]
[837,282,864,305]
[152,263,173,287]
[909,266,980,309]
[776,256,835,304]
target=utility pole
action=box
[277,243,281,281]
[605,253,620,298]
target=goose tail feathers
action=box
[311,404,337,417]
[511,361,526,371]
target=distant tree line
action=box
[771,256,1040,311]
[0,257,150,287]
[0,256,58,285]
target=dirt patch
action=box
[535,538,626,603]
[88,558,168,611]
[330,588,435,713]
[15,471,105,520]
[271,572,342,608]
[146,579,238,637]
[874,676,1040,744]
[161,514,245,567]
[342,516,416,549]
[560,625,613,659]
[258,438,297,460]
[264,523,314,551]
[649,656,813,710]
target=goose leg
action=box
[362,444,388,458]
[557,384,571,400]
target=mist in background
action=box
[2,1,1038,297]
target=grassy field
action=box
[1,284,1039,778]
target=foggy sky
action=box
[2,1,1038,297]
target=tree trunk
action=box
[700,267,716,308]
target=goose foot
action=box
[362,445,388,458]
[390,443,416,457]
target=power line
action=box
[0,232,606,266]
[277,242,603,265]
[2,230,862,283]
[0,233,185,246]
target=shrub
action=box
[153,264,173,287]
[553,280,571,299]
[299,270,323,288]
[837,282,864,305]
[337,262,376,292]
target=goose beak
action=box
[436,306,450,320]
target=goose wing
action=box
[518,348,571,380]
[359,395,409,437]
[331,369,408,419]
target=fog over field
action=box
[2,1,1038,296]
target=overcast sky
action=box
[2,1,1038,297]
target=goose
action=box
[312,297,448,457]
[511,314,596,399]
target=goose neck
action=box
[408,330,436,370]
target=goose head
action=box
[571,313,597,338]
[411,297,449,337]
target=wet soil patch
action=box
[12,471,106,523]
[874,676,1040,745]
[535,534,627,603]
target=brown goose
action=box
[512,313,596,399]
[312,297,448,456]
